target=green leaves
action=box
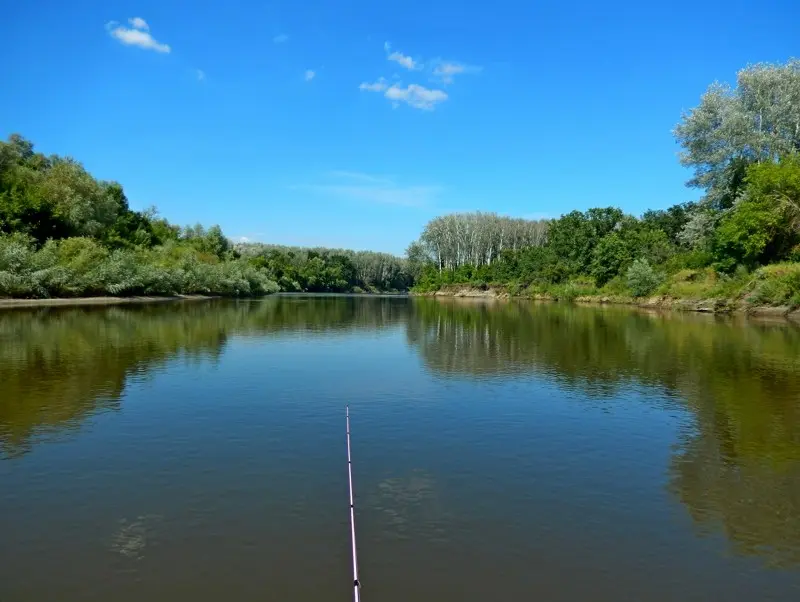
[626,259,662,297]
[674,59,800,208]
[712,155,800,270]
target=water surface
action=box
[2,296,800,601]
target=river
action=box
[1,296,800,601]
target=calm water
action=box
[2,296,800,601]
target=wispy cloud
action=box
[359,78,388,92]
[106,18,170,53]
[431,60,482,84]
[293,171,440,207]
[304,69,316,82]
[273,34,289,44]
[388,51,420,71]
[360,81,447,111]
[195,69,206,82]
[385,84,447,110]
[326,170,394,185]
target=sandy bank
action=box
[0,295,219,310]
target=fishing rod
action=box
[346,405,361,602]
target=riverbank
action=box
[0,294,219,309]
[0,291,413,310]
[413,285,800,321]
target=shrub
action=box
[506,281,523,296]
[664,249,714,272]
[749,263,800,307]
[549,279,597,301]
[0,234,279,298]
[600,275,629,295]
[627,259,662,297]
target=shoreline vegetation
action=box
[0,290,409,309]
[2,59,799,316]
[405,60,800,318]
[413,285,800,320]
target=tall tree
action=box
[674,59,800,209]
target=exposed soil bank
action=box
[0,295,219,310]
[413,286,800,321]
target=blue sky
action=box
[3,0,798,254]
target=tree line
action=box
[235,244,413,293]
[0,135,280,297]
[410,59,800,306]
[407,213,548,271]
[0,136,411,298]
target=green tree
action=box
[627,259,662,297]
[591,233,631,286]
[674,59,800,209]
[642,203,695,246]
[713,156,800,269]
[547,208,624,279]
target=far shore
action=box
[412,287,800,322]
[0,294,219,310]
[0,291,410,310]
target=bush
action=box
[506,281,523,296]
[749,263,800,307]
[549,279,597,301]
[627,259,662,297]
[664,249,714,272]
[0,235,279,298]
[599,275,629,295]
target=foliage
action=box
[0,233,279,298]
[590,233,632,286]
[235,244,412,293]
[749,264,800,308]
[626,259,662,297]
[641,203,695,245]
[411,61,800,304]
[411,212,548,271]
[0,134,283,298]
[712,155,800,270]
[674,59,800,208]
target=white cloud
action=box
[195,69,206,81]
[384,84,447,110]
[293,172,440,207]
[128,17,149,31]
[388,51,419,70]
[360,79,447,110]
[359,78,388,92]
[273,34,289,44]
[304,69,316,82]
[106,18,170,53]
[432,60,481,84]
[360,43,474,110]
